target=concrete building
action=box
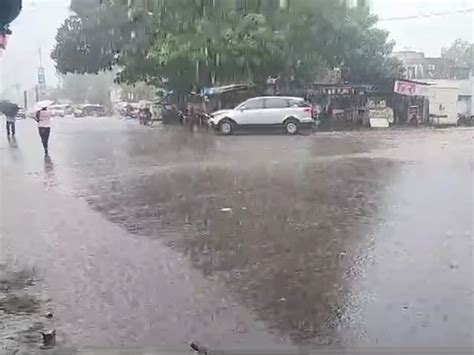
[393,51,425,80]
[393,50,473,123]
[457,78,474,117]
[344,0,372,10]
[393,51,457,80]
[428,86,460,125]
[428,76,474,122]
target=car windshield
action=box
[1,0,472,354]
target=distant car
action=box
[73,106,84,117]
[208,96,314,135]
[82,104,107,117]
[49,104,71,117]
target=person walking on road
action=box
[0,101,19,136]
[5,111,17,136]
[35,106,52,156]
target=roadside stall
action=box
[179,83,255,131]
[392,80,431,125]
[367,98,394,128]
[309,83,369,130]
[200,83,255,112]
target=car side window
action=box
[288,99,310,107]
[265,98,289,109]
[243,99,264,109]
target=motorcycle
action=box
[179,108,210,131]
[138,108,153,126]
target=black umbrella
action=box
[0,100,19,117]
[0,1,23,31]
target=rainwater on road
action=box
[1,118,473,352]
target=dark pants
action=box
[6,121,15,136]
[38,127,51,153]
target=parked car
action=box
[73,105,84,117]
[49,104,71,117]
[115,102,139,118]
[208,96,314,135]
[82,104,107,117]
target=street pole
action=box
[37,47,46,101]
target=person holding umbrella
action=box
[0,100,19,137]
[33,100,54,156]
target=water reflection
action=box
[7,135,18,149]
[6,120,471,347]
[43,155,56,188]
[6,135,24,164]
[53,123,402,344]
[166,158,396,343]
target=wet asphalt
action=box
[0,117,473,352]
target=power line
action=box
[379,8,474,22]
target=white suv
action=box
[209,96,314,135]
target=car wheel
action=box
[285,119,299,135]
[219,119,233,135]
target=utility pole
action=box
[37,47,46,101]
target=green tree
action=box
[55,73,114,105]
[52,0,401,94]
[442,39,474,68]
[119,82,156,101]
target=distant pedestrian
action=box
[35,106,52,156]
[6,113,16,136]
[0,101,19,136]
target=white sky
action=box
[0,0,71,96]
[373,0,473,55]
[0,0,473,93]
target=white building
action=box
[344,0,372,10]
[428,86,459,125]
[427,74,474,124]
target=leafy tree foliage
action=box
[52,0,400,95]
[442,39,474,68]
[54,73,114,105]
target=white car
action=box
[209,96,314,135]
[49,104,71,117]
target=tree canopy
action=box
[52,73,114,105]
[52,0,400,95]
[442,39,474,68]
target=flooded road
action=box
[1,118,473,352]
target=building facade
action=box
[428,76,474,121]
[393,51,470,81]
[393,50,473,122]
[392,51,459,80]
[344,0,372,10]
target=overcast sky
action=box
[373,0,473,54]
[0,0,473,93]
